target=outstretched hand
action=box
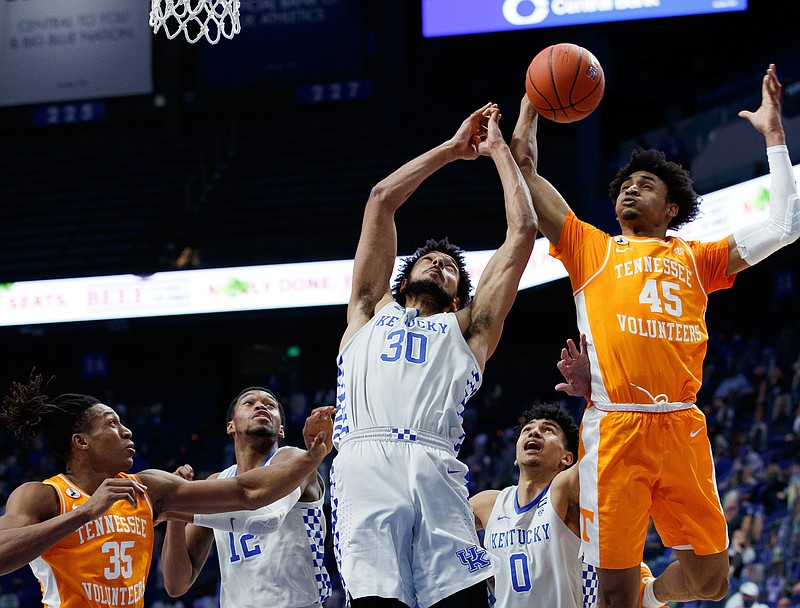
[554,334,591,400]
[449,103,498,160]
[305,431,331,467]
[738,64,785,146]
[302,406,335,456]
[476,106,505,157]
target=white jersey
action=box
[214,449,331,608]
[334,301,482,453]
[331,301,490,606]
[484,485,597,608]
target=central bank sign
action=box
[422,0,747,37]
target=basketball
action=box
[525,43,605,123]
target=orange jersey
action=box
[551,212,735,407]
[31,473,154,608]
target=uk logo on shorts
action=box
[456,545,490,572]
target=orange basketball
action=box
[525,43,605,123]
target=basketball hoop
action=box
[150,0,240,44]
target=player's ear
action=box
[561,449,574,469]
[72,433,89,451]
[666,201,678,220]
[278,425,285,440]
[226,419,235,437]
[399,278,407,293]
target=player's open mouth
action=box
[524,440,541,452]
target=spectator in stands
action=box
[752,463,789,517]
[728,529,757,584]
[749,401,770,452]
[715,365,755,405]
[763,561,788,607]
[769,392,793,439]
[464,432,493,494]
[725,581,768,608]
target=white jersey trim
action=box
[336,426,456,454]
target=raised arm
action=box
[511,96,573,244]
[729,64,799,274]
[460,107,537,368]
[343,103,499,347]
[550,464,581,537]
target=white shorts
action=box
[330,428,493,607]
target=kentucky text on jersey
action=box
[81,576,146,605]
[76,514,149,544]
[490,523,551,549]
[616,315,704,342]
[614,255,693,288]
[374,314,449,334]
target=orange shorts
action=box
[578,405,728,569]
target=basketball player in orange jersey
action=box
[511,63,798,608]
[0,372,333,608]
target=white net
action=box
[150,0,241,44]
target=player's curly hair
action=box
[1,371,100,462]
[226,386,286,429]
[608,148,701,229]
[516,402,579,466]
[391,237,472,310]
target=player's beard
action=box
[245,424,279,439]
[403,278,455,310]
